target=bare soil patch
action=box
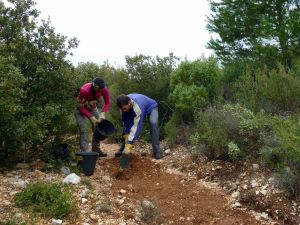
[1,141,298,224]
[95,151,265,224]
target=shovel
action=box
[117,136,130,169]
[119,153,130,169]
[115,153,130,179]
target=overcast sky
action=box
[34,0,213,67]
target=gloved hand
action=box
[90,116,100,126]
[99,112,105,122]
[123,143,133,154]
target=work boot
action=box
[95,151,107,157]
[154,152,163,160]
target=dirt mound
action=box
[99,154,264,225]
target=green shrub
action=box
[80,178,92,189]
[164,111,182,145]
[228,142,240,161]
[0,55,27,165]
[0,220,26,225]
[15,181,78,219]
[234,65,300,113]
[191,104,268,160]
[224,104,263,151]
[0,1,79,163]
[260,68,300,112]
[260,146,284,169]
[259,114,300,197]
[261,115,300,167]
[220,61,246,101]
[275,169,300,198]
[41,158,66,172]
[169,83,208,113]
[190,106,238,159]
[169,58,221,115]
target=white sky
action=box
[34,0,213,67]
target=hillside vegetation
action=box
[1,0,300,200]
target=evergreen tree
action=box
[207,0,300,70]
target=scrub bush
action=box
[260,114,300,197]
[234,66,300,113]
[191,104,267,160]
[15,181,78,219]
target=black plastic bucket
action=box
[93,119,115,141]
[75,152,99,176]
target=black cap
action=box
[93,77,105,89]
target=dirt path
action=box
[1,141,283,224]
[94,142,268,225]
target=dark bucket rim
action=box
[96,119,115,136]
[76,151,99,156]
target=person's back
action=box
[128,93,157,115]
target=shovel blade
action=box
[120,154,130,169]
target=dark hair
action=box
[116,94,130,108]
[92,77,105,99]
[93,77,105,89]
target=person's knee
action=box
[149,119,158,126]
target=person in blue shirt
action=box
[115,93,163,159]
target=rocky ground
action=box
[0,141,299,225]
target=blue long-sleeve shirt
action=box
[122,94,157,144]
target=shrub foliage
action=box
[15,181,77,219]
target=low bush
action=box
[15,181,78,219]
[96,201,113,213]
[227,142,240,161]
[191,104,268,160]
[0,220,26,225]
[140,201,163,225]
[190,107,237,159]
[259,146,284,169]
[164,111,182,145]
[234,66,300,113]
[259,114,300,197]
[275,169,300,198]
[260,115,300,168]
[80,178,92,189]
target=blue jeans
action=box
[149,107,161,155]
